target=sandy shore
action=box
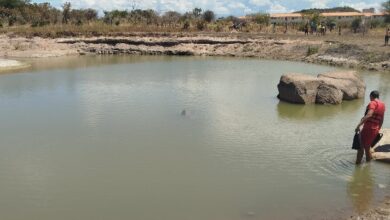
[0,33,388,72]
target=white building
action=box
[270,11,385,24]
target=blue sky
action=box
[31,0,385,16]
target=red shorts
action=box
[360,126,379,149]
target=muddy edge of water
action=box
[0,33,389,72]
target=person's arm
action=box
[355,109,374,132]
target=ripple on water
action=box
[304,145,356,182]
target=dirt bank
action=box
[0,33,388,72]
[348,196,390,220]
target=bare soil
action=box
[0,31,389,72]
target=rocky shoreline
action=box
[0,33,389,72]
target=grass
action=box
[0,22,388,39]
[307,46,319,56]
[0,23,187,38]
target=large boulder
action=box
[318,71,365,100]
[277,74,322,104]
[316,83,343,104]
[277,71,365,105]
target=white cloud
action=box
[339,1,382,12]
[227,2,247,9]
[227,2,255,15]
[63,0,242,15]
[269,2,289,13]
[248,0,271,7]
[57,0,385,16]
[307,0,330,8]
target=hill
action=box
[295,7,360,14]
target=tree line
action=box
[0,0,389,33]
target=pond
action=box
[0,56,390,220]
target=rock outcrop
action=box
[277,71,365,104]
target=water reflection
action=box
[347,165,374,214]
[1,57,390,220]
[9,55,176,74]
[277,99,364,121]
[379,73,390,101]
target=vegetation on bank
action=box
[296,6,360,14]
[0,0,389,38]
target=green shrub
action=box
[182,20,190,30]
[76,19,83,26]
[214,24,223,32]
[196,21,205,31]
[351,17,362,33]
[307,46,319,56]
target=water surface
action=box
[1,56,390,220]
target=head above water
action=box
[370,90,379,100]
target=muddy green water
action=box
[1,56,390,220]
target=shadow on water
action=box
[276,99,364,121]
[347,165,374,214]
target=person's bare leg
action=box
[364,146,372,162]
[356,148,364,164]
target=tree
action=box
[351,17,362,33]
[325,18,336,31]
[382,0,390,23]
[103,10,127,25]
[162,11,181,27]
[141,9,158,25]
[130,0,139,10]
[70,9,85,25]
[250,13,270,26]
[0,0,29,9]
[192,8,202,18]
[103,11,113,24]
[84,9,98,22]
[62,2,71,24]
[202,10,214,23]
[301,11,322,33]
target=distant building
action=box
[269,13,303,24]
[269,11,385,24]
[362,8,375,13]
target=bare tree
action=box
[62,2,71,24]
[130,0,140,11]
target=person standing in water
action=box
[355,91,386,164]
